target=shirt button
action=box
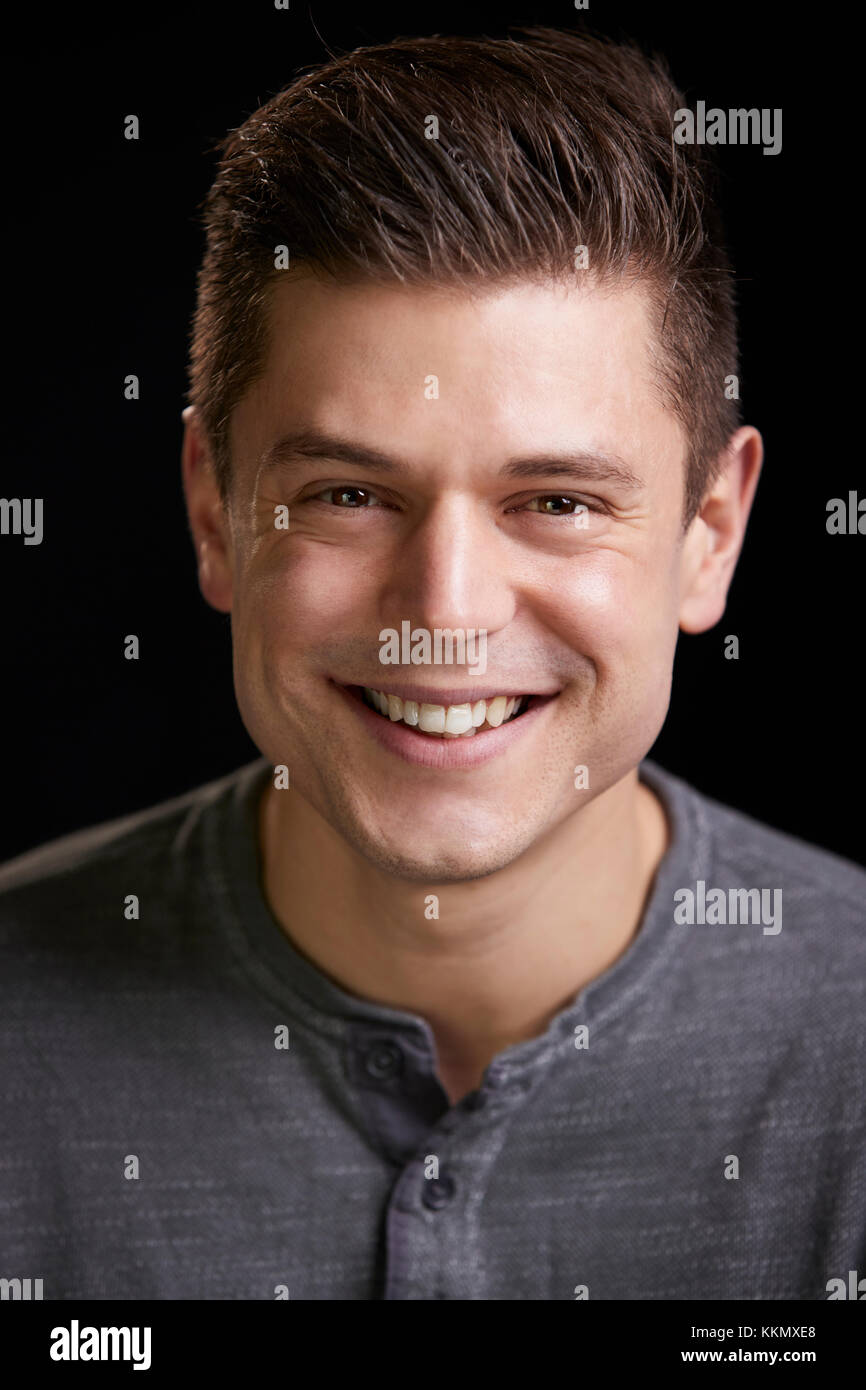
[364,1039,404,1081]
[422,1172,457,1210]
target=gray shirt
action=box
[1,758,863,1300]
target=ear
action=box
[678,425,763,633]
[181,406,233,613]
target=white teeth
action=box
[418,703,446,733]
[486,696,507,728]
[444,703,473,735]
[362,688,527,737]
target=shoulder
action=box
[0,760,268,943]
[642,760,866,1034]
[644,758,866,914]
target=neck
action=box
[258,770,669,1103]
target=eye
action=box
[515,494,603,518]
[312,486,383,508]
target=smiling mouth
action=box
[349,685,541,737]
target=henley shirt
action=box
[0,757,864,1300]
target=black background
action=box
[3,2,862,864]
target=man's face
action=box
[199,274,707,880]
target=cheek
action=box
[548,551,680,675]
[233,540,379,673]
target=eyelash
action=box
[505,496,605,519]
[305,487,605,518]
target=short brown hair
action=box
[188,26,741,523]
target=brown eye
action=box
[330,487,372,507]
[533,495,581,515]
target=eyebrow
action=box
[259,429,645,491]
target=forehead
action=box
[229,271,685,486]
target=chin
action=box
[342,814,532,884]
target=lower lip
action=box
[331,682,558,769]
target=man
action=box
[1,28,863,1301]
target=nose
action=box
[380,491,516,638]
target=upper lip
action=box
[335,680,560,705]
